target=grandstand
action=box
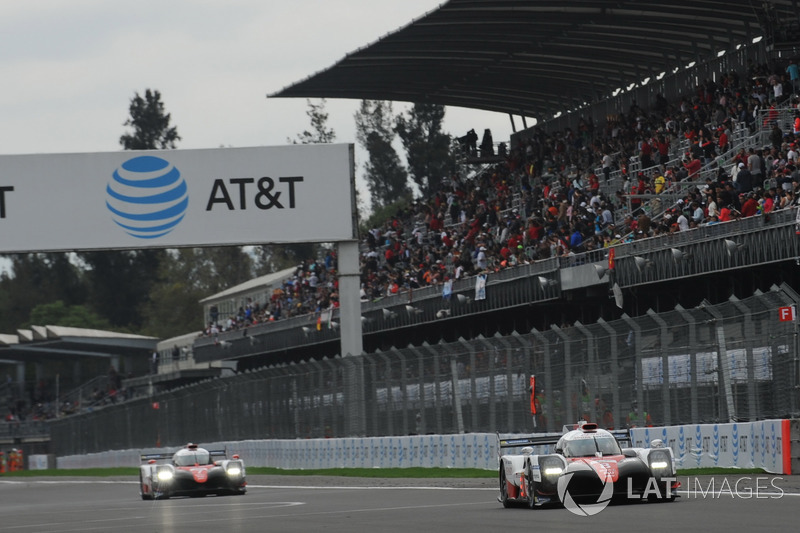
[42,1,800,455]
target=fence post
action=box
[675,305,700,423]
[597,318,621,430]
[647,309,672,426]
[621,314,644,425]
[551,324,574,425]
[531,328,554,433]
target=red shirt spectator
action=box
[684,156,702,179]
[741,196,758,217]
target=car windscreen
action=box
[564,436,621,457]
[174,450,211,466]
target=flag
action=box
[475,274,487,301]
[529,376,537,415]
[442,279,453,300]
[316,313,322,331]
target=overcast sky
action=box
[0,0,513,205]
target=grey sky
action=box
[0,0,512,179]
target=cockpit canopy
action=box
[173,445,211,466]
[558,435,621,458]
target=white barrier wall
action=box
[630,419,792,474]
[57,434,499,471]
[57,420,794,474]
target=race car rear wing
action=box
[498,429,631,451]
[139,448,229,463]
[140,452,171,463]
[498,434,561,449]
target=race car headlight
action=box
[649,451,671,472]
[226,466,242,476]
[157,468,173,481]
[539,456,564,478]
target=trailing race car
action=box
[139,443,246,500]
[498,422,678,510]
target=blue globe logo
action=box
[106,156,189,239]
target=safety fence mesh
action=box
[50,285,800,456]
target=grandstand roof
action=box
[270,0,794,121]
[199,266,296,304]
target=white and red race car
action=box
[498,422,679,510]
[139,443,246,500]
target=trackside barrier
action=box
[57,420,799,474]
[630,419,797,475]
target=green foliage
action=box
[354,100,410,211]
[0,253,86,332]
[395,103,456,197]
[119,89,181,150]
[76,249,166,330]
[288,99,336,144]
[138,247,257,337]
[26,300,113,330]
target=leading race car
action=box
[139,443,246,500]
[498,422,679,509]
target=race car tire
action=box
[139,473,153,501]
[526,470,538,510]
[499,468,512,508]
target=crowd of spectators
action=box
[357,60,800,301]
[199,59,800,331]
[203,250,340,337]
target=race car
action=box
[498,422,679,509]
[139,443,246,500]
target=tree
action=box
[354,100,410,210]
[0,254,86,332]
[27,301,112,331]
[119,89,181,150]
[395,103,455,197]
[288,99,336,144]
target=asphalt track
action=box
[0,475,798,533]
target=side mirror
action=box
[622,449,637,458]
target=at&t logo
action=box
[106,156,189,239]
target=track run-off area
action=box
[0,475,798,532]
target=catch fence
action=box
[50,285,800,456]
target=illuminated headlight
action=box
[543,467,564,476]
[226,466,242,476]
[649,451,671,472]
[157,469,173,481]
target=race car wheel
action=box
[499,468,512,508]
[139,473,152,501]
[526,471,538,510]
